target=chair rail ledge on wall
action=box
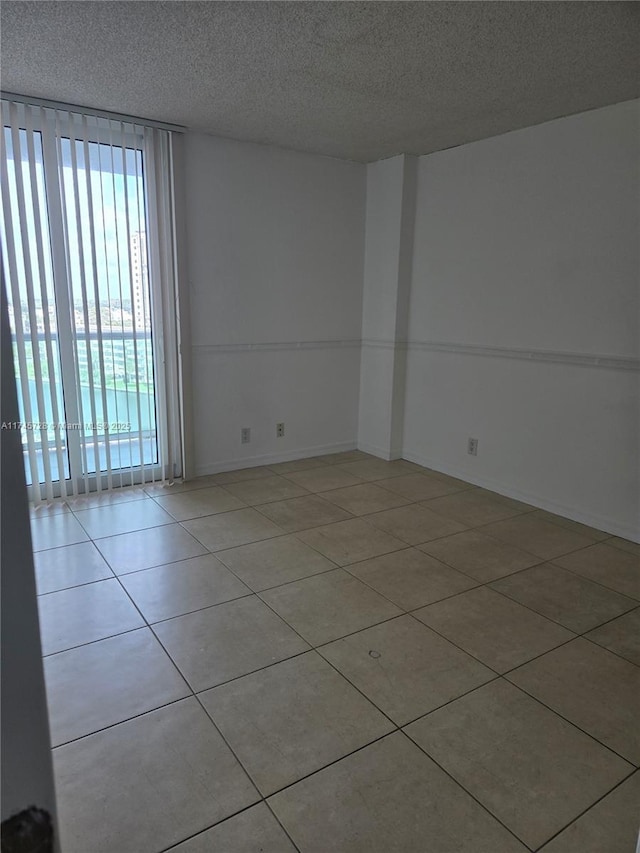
[192,339,361,355]
[362,338,640,372]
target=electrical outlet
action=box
[241,427,251,444]
[276,422,285,438]
[467,437,478,456]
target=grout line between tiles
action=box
[156,799,299,853]
[50,692,191,750]
[502,673,640,769]
[529,767,639,851]
[41,623,145,658]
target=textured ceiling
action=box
[1,1,639,162]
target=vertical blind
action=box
[0,98,182,503]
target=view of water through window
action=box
[1,121,158,487]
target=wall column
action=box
[358,154,417,459]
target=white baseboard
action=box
[402,449,640,544]
[194,441,358,477]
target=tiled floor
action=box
[31,451,640,853]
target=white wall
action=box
[403,100,639,539]
[183,134,366,474]
[181,103,637,538]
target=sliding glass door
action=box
[1,100,181,502]
[1,123,70,488]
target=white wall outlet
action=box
[241,427,251,444]
[467,437,478,456]
[276,422,285,438]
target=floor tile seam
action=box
[272,456,353,472]
[308,476,427,498]
[392,675,504,729]
[253,500,357,532]
[402,667,636,771]
[304,494,415,517]
[487,565,640,609]
[255,600,409,652]
[411,543,549,583]
[195,530,344,594]
[606,538,640,555]
[210,529,343,571]
[543,556,640,602]
[175,516,290,554]
[478,578,632,637]
[417,498,538,527]
[406,581,582,657]
[156,799,300,853]
[276,474,368,492]
[348,506,477,550]
[394,728,538,852]
[220,484,317,507]
[186,649,315,694]
[168,503,286,529]
[190,689,268,815]
[579,627,640,669]
[356,512,469,549]
[246,484,464,548]
[251,596,403,733]
[262,800,304,853]
[41,624,146,658]
[502,673,640,768]
[367,476,478,499]
[68,508,176,540]
[266,461,330,473]
[137,590,258,626]
[66,492,162,515]
[139,579,311,628]
[354,504,557,552]
[57,558,211,727]
[31,539,91,554]
[323,464,420,480]
[107,565,200,703]
[50,692,192,751]
[199,685,399,800]
[406,718,634,853]
[272,603,497,674]
[530,767,639,852]
[257,523,409,570]
[36,572,117,598]
[337,559,484,612]
[88,547,227,580]
[404,609,575,679]
[147,483,251,517]
[464,521,611,563]
[259,729,403,801]
[246,564,352,596]
[186,650,428,846]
